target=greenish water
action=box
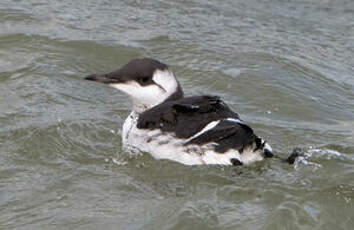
[1,0,354,229]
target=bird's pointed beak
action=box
[85,73,122,84]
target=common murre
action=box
[85,58,273,166]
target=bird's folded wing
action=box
[137,95,246,140]
[184,119,257,153]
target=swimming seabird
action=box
[85,58,273,165]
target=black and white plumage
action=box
[85,58,273,165]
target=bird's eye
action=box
[139,76,151,84]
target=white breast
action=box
[121,113,265,165]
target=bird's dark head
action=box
[85,58,183,112]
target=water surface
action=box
[1,0,354,229]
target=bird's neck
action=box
[132,84,184,114]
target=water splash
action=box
[291,146,353,169]
[111,157,128,166]
[293,155,322,170]
[307,148,342,159]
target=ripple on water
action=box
[1,0,354,229]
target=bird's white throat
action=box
[111,69,179,113]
